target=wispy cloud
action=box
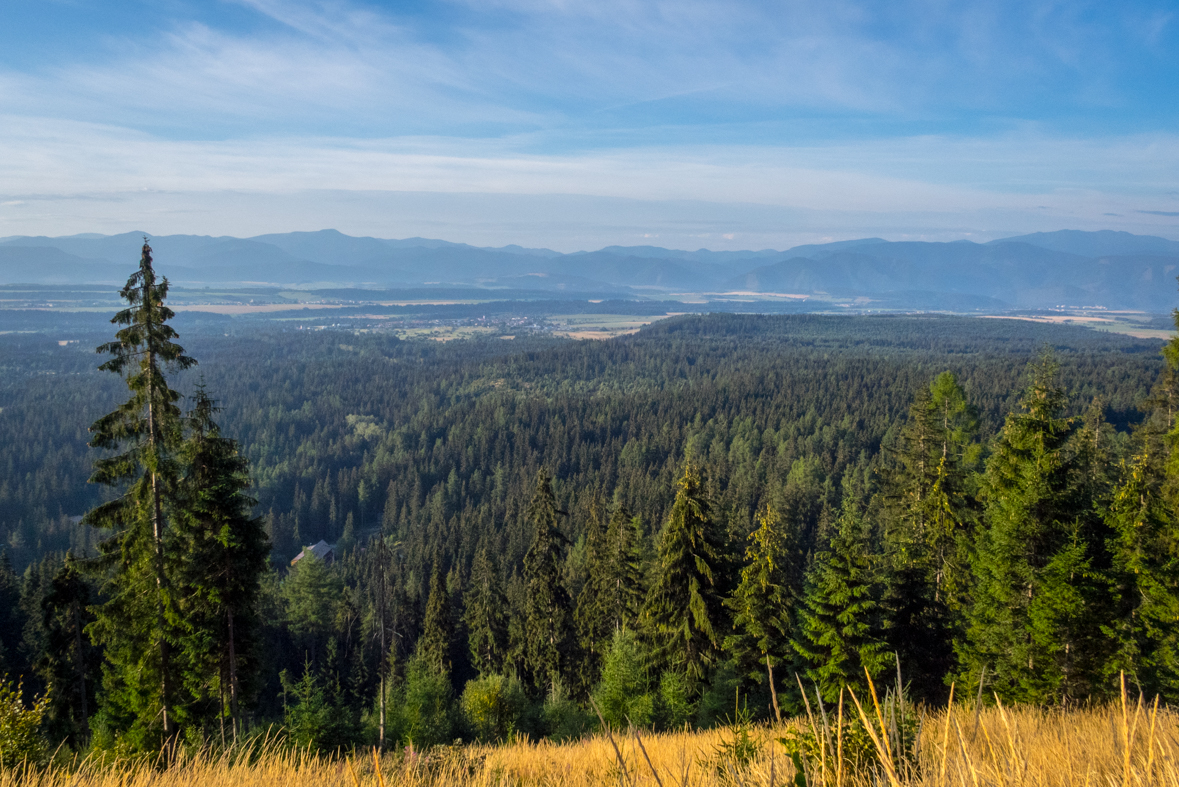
[0,0,1176,242]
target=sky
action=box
[1,0,1177,251]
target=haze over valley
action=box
[4,228,1179,314]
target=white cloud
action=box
[1,113,1177,247]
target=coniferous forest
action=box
[5,241,1179,757]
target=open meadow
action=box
[6,697,1179,787]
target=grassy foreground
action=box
[4,700,1178,787]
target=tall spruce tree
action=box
[465,544,508,678]
[523,469,572,693]
[173,387,269,738]
[959,355,1111,703]
[644,466,726,687]
[792,495,888,703]
[85,238,195,746]
[879,372,978,701]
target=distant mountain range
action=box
[3,228,1179,311]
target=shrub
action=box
[778,685,921,781]
[460,674,528,742]
[542,679,592,741]
[0,677,49,765]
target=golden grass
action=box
[5,699,1179,787]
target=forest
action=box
[2,242,1179,761]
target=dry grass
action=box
[5,696,1179,787]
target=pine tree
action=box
[418,556,453,676]
[959,355,1110,703]
[792,495,888,703]
[173,386,269,738]
[644,465,726,687]
[465,544,508,678]
[523,469,572,693]
[725,504,800,688]
[85,238,195,746]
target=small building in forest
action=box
[291,539,336,567]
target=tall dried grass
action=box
[4,686,1178,787]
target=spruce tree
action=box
[38,555,99,745]
[603,505,646,633]
[465,544,508,678]
[792,495,888,703]
[725,504,800,688]
[644,465,726,687]
[959,355,1110,703]
[0,551,23,679]
[523,469,572,693]
[85,238,195,745]
[1105,450,1179,699]
[418,557,453,676]
[173,386,269,737]
[879,372,977,700]
[574,505,610,692]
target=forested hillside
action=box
[1,264,1176,754]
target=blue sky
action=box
[1,0,1177,250]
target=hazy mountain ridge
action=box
[2,229,1177,310]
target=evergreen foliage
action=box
[283,554,343,664]
[84,239,196,746]
[38,555,97,745]
[281,661,358,752]
[0,553,23,680]
[418,557,454,676]
[8,296,1179,753]
[173,386,269,738]
[960,355,1111,703]
[725,504,799,688]
[575,503,646,694]
[591,628,654,729]
[879,372,979,700]
[389,651,455,747]
[792,495,888,703]
[464,544,509,678]
[1105,451,1179,697]
[644,465,727,687]
[523,469,572,693]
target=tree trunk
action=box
[72,598,88,728]
[147,348,173,740]
[227,605,240,735]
